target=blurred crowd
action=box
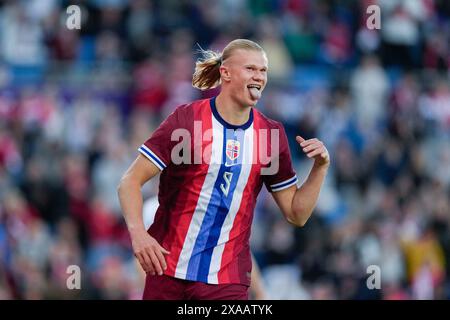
[0,0,450,299]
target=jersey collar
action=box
[210,96,254,130]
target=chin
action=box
[235,92,258,108]
[249,96,261,106]
[237,98,255,108]
[244,95,258,107]
[241,99,255,107]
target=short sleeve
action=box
[263,123,298,192]
[138,109,181,171]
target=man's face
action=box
[220,49,268,107]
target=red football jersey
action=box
[139,97,297,285]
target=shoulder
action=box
[169,98,210,119]
[253,108,285,131]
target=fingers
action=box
[296,136,305,144]
[160,246,171,255]
[299,138,318,148]
[154,249,167,272]
[302,141,322,153]
[156,245,171,273]
[136,245,170,276]
[136,251,155,275]
[149,250,164,275]
[298,137,329,162]
[152,244,170,274]
[306,146,326,158]
[132,233,171,276]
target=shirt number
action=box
[220,172,233,197]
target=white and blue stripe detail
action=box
[139,144,167,171]
[185,127,246,282]
[174,116,224,280]
[270,175,298,192]
[207,125,254,283]
[174,113,254,284]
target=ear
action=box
[219,65,231,82]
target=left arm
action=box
[272,136,330,227]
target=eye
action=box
[246,66,255,71]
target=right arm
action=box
[117,154,170,276]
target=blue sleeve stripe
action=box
[271,175,298,192]
[139,145,167,170]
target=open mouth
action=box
[247,84,262,100]
[247,84,261,91]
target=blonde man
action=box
[118,39,329,300]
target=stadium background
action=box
[0,0,449,299]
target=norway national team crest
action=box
[226,139,240,161]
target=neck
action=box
[215,92,251,126]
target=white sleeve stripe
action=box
[270,175,297,188]
[271,176,298,192]
[139,147,165,171]
[139,145,167,168]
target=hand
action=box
[130,229,170,275]
[296,136,330,167]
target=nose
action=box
[252,71,265,83]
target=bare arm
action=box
[117,154,169,275]
[272,136,330,227]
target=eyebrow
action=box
[244,64,268,70]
